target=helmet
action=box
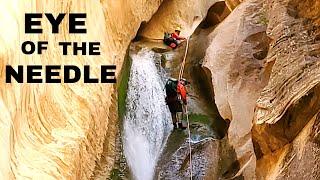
[175,26,181,32]
[180,78,190,85]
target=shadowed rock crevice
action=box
[133,21,148,41]
[190,64,229,138]
[200,1,231,29]
[244,31,272,60]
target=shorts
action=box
[166,96,182,113]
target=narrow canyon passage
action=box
[118,40,232,179]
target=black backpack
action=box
[165,78,178,97]
[163,32,171,45]
[163,32,171,40]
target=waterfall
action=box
[123,48,172,180]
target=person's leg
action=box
[176,103,185,129]
[171,112,177,129]
[170,43,177,49]
[178,105,186,129]
[177,112,182,123]
[173,40,178,49]
[168,102,177,129]
[182,104,186,119]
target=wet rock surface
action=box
[157,137,219,180]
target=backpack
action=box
[165,78,178,97]
[163,32,174,46]
[163,32,171,40]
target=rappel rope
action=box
[178,37,193,180]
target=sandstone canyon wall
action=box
[140,0,243,39]
[140,0,222,39]
[0,0,225,179]
[203,0,320,179]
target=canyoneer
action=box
[163,27,186,49]
[165,78,190,129]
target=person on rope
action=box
[163,27,186,49]
[165,78,189,129]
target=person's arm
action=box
[176,35,186,40]
[172,33,185,40]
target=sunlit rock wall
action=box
[204,0,320,179]
[140,0,225,39]
[203,0,267,178]
[0,0,163,179]
[253,0,320,179]
[225,0,244,10]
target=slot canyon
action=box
[0,0,319,179]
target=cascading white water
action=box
[123,48,172,180]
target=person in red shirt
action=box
[163,27,186,49]
[176,78,189,129]
[171,30,186,41]
[165,78,189,129]
[177,79,187,105]
[170,28,186,49]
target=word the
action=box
[21,41,100,55]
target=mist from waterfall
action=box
[123,48,172,180]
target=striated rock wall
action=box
[252,0,320,179]
[203,0,320,179]
[0,0,163,179]
[254,0,320,126]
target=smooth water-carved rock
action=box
[203,0,320,179]
[203,0,269,178]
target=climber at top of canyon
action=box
[163,27,187,49]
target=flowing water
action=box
[123,48,172,180]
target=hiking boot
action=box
[178,122,187,130]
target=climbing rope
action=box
[178,37,189,80]
[178,37,193,180]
